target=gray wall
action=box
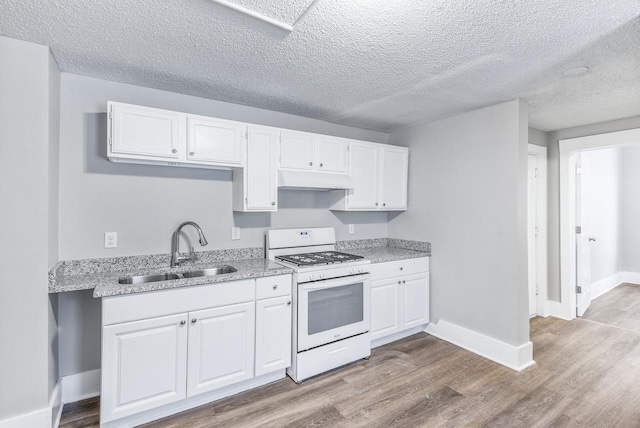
[621,145,640,274]
[581,148,622,283]
[57,73,391,377]
[388,100,530,347]
[528,127,548,147]
[0,37,53,421]
[547,115,640,301]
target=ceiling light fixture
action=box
[562,66,589,77]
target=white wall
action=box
[547,115,640,300]
[581,148,622,283]
[528,127,548,148]
[0,36,56,422]
[621,145,640,275]
[57,73,391,378]
[388,100,530,348]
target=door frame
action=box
[528,144,548,317]
[559,128,640,320]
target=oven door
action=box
[297,274,370,352]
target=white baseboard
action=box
[622,272,640,285]
[62,369,101,404]
[591,273,623,300]
[544,300,571,320]
[0,407,50,428]
[425,319,535,372]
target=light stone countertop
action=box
[49,239,431,298]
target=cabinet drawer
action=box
[256,274,292,299]
[371,257,429,281]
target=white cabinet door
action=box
[347,141,380,209]
[280,130,316,170]
[401,273,429,330]
[370,279,402,340]
[187,302,255,397]
[380,145,408,210]
[317,136,348,173]
[255,296,292,376]
[246,126,278,211]
[110,103,180,159]
[187,116,244,165]
[101,313,188,423]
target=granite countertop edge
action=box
[49,239,431,297]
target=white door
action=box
[255,296,292,376]
[380,145,408,210]
[576,155,593,316]
[317,136,348,173]
[187,302,255,397]
[370,279,401,340]
[528,154,538,316]
[101,313,188,423]
[401,273,430,329]
[246,126,278,211]
[279,130,316,170]
[347,142,380,210]
[186,116,244,165]
[110,103,180,159]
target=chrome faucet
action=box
[170,221,209,267]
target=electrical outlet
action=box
[104,232,117,248]
[231,227,241,240]
[348,224,355,235]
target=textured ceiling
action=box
[0,0,638,132]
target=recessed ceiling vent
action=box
[209,0,320,32]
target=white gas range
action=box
[266,227,371,383]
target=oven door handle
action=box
[301,274,369,291]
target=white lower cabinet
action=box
[187,302,255,397]
[101,313,189,423]
[255,295,292,376]
[370,258,430,343]
[101,277,292,426]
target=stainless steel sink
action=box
[181,266,237,278]
[118,266,237,284]
[118,273,182,285]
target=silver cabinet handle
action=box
[271,201,276,206]
[320,163,323,167]
[383,203,386,207]
[400,267,404,271]
[375,202,379,206]
[171,149,178,154]
[273,284,278,289]
[398,281,401,284]
[309,161,313,166]
[180,320,186,325]
[287,301,292,305]
[189,151,195,156]
[191,318,197,324]
[402,280,406,284]
[589,237,596,242]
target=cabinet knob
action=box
[402,280,406,284]
[180,320,186,326]
[271,201,276,206]
[171,149,177,154]
[287,301,292,305]
[309,161,313,166]
[320,163,323,167]
[400,267,404,271]
[398,281,401,284]
[375,202,379,206]
[273,284,278,289]
[189,151,195,156]
[191,318,197,324]
[383,203,386,207]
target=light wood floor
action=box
[582,283,640,334]
[60,295,640,427]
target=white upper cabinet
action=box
[279,130,316,170]
[233,125,279,212]
[186,116,245,166]
[279,132,349,174]
[316,136,349,173]
[380,145,409,210]
[109,103,181,160]
[330,143,408,211]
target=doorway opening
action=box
[559,128,640,319]
[527,144,547,317]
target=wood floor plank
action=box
[60,286,640,428]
